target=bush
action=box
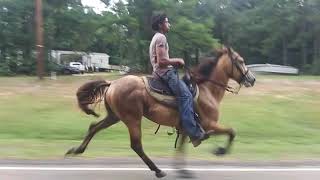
[311,59,320,75]
[16,61,37,75]
[301,61,320,75]
[0,63,15,76]
[301,64,312,75]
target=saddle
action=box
[143,72,203,148]
[142,73,199,109]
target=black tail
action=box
[76,80,111,117]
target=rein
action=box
[184,66,241,95]
[203,78,241,94]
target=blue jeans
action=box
[161,69,204,139]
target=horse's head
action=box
[217,46,256,87]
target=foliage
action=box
[0,0,320,75]
[311,58,320,75]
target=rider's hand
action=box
[179,59,185,66]
[176,58,185,67]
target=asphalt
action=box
[0,158,319,180]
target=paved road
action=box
[0,158,319,180]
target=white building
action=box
[50,50,86,65]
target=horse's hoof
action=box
[65,147,83,157]
[177,169,194,179]
[155,171,167,178]
[65,147,76,156]
[214,147,227,156]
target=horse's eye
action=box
[237,57,245,64]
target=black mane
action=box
[193,51,224,83]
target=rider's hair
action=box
[151,13,167,31]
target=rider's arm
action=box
[155,35,184,68]
[156,46,183,67]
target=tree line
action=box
[0,0,319,75]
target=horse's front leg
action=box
[206,122,235,156]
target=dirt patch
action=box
[238,78,320,96]
[0,92,14,96]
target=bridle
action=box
[186,49,249,94]
[227,48,249,86]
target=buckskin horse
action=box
[65,46,256,178]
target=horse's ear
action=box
[227,46,232,54]
[215,45,228,54]
[214,48,222,54]
[222,44,233,52]
[222,45,228,52]
[224,45,234,55]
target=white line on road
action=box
[0,167,319,172]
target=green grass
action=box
[0,73,319,160]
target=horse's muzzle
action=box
[243,71,256,87]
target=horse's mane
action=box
[192,50,224,83]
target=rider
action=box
[149,13,211,147]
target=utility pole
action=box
[35,0,44,79]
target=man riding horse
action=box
[66,12,256,179]
[149,13,213,147]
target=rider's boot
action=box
[190,112,214,147]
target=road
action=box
[0,158,319,180]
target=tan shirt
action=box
[149,32,172,76]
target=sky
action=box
[81,0,110,13]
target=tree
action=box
[0,0,35,75]
[1,0,320,75]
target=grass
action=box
[0,73,319,160]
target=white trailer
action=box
[82,53,110,71]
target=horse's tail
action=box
[76,80,111,117]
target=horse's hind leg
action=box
[127,122,166,178]
[65,112,119,156]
